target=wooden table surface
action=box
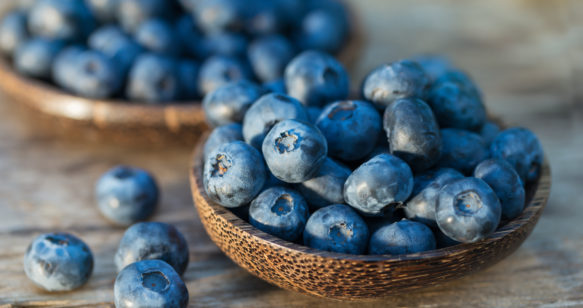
[1,0,582,307]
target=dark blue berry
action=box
[178,59,200,100]
[203,80,264,127]
[248,35,295,83]
[297,9,348,55]
[410,55,453,83]
[204,32,248,57]
[436,177,501,243]
[88,25,144,77]
[14,38,63,79]
[295,157,350,209]
[117,0,173,33]
[115,222,189,275]
[127,53,181,103]
[197,55,252,95]
[194,0,247,34]
[69,50,124,99]
[303,204,369,254]
[28,0,96,41]
[52,45,85,92]
[369,219,436,255]
[175,14,207,59]
[438,128,488,174]
[490,127,544,183]
[96,165,159,226]
[135,19,182,56]
[203,123,243,160]
[480,121,501,146]
[474,159,525,220]
[24,233,93,291]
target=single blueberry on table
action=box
[490,127,544,184]
[369,219,436,255]
[480,121,501,146]
[285,50,349,107]
[295,157,351,209]
[86,0,119,23]
[436,177,502,243]
[135,19,182,57]
[204,32,248,57]
[178,59,200,100]
[242,93,309,149]
[28,0,96,41]
[383,98,441,171]
[262,78,286,94]
[404,168,464,228]
[175,14,207,59]
[24,233,93,291]
[127,53,181,103]
[410,55,453,83]
[248,35,295,83]
[115,222,190,275]
[96,165,159,226]
[344,154,414,216]
[297,9,348,55]
[0,11,29,57]
[437,128,488,175]
[194,0,248,34]
[52,45,85,93]
[361,60,430,110]
[88,25,143,77]
[114,259,189,308]
[69,50,124,99]
[204,141,266,208]
[249,187,310,241]
[203,80,264,127]
[303,204,369,255]
[316,100,382,162]
[474,159,525,220]
[203,123,243,160]
[262,119,328,183]
[14,38,63,79]
[198,55,252,95]
[426,72,486,131]
[117,0,173,33]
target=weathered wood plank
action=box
[0,0,581,307]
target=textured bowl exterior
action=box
[190,133,551,301]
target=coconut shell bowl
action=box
[189,131,551,301]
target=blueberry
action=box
[433,226,461,248]
[24,233,93,291]
[426,72,486,131]
[490,127,544,183]
[115,222,189,275]
[135,19,182,57]
[438,128,488,174]
[69,50,124,99]
[383,98,441,171]
[474,159,525,220]
[0,11,29,57]
[297,9,348,55]
[88,25,143,77]
[204,141,266,208]
[410,55,453,83]
[404,168,464,228]
[245,0,285,35]
[178,59,200,100]
[306,106,322,124]
[435,70,483,99]
[114,260,189,308]
[249,187,309,241]
[96,165,159,226]
[198,55,252,95]
[14,38,63,79]
[479,121,501,146]
[344,154,413,216]
[285,50,349,107]
[248,35,295,83]
[316,100,382,161]
[203,80,264,127]
[28,0,96,41]
[295,157,350,209]
[204,32,248,57]
[127,53,181,103]
[362,60,430,110]
[175,14,207,59]
[436,177,501,243]
[203,123,243,160]
[304,204,369,254]
[369,219,436,255]
[52,45,85,92]
[242,93,309,149]
[194,0,247,34]
[262,119,328,183]
[262,78,286,94]
[117,0,173,33]
[86,0,119,23]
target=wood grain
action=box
[0,0,581,307]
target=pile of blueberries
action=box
[24,166,190,307]
[202,50,545,255]
[0,0,350,102]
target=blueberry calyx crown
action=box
[210,154,232,177]
[454,190,483,215]
[270,194,293,216]
[141,270,170,292]
[275,129,300,154]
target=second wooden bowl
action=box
[189,133,551,301]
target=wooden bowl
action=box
[189,133,551,301]
[0,5,364,147]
